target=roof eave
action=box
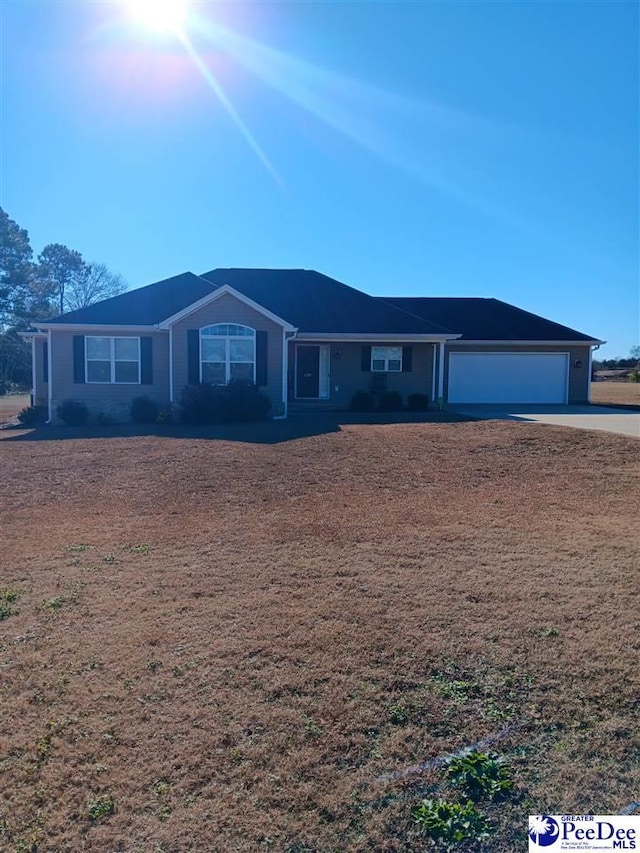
[448,339,605,346]
[34,323,162,332]
[295,332,461,342]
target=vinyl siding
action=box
[171,293,285,415]
[444,343,591,403]
[49,329,170,422]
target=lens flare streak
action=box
[176,29,284,189]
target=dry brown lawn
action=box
[1,417,638,852]
[591,381,640,407]
[0,394,30,425]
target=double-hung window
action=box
[371,346,402,372]
[200,324,256,384]
[86,337,141,383]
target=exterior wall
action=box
[33,338,48,406]
[171,293,285,416]
[49,329,170,422]
[444,343,592,403]
[289,341,435,409]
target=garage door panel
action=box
[448,352,568,404]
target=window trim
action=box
[85,336,141,384]
[371,345,403,373]
[200,324,256,385]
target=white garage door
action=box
[448,352,569,404]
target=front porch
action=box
[287,339,447,411]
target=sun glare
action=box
[129,0,188,34]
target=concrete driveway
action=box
[448,404,640,438]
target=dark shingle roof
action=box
[380,297,598,342]
[46,270,598,342]
[49,268,453,335]
[200,269,451,334]
[48,272,217,326]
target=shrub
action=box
[445,750,513,801]
[130,395,160,424]
[156,409,172,424]
[180,382,271,425]
[56,399,89,426]
[378,391,403,411]
[17,404,47,426]
[412,799,490,848]
[629,369,640,383]
[407,393,430,411]
[349,390,374,412]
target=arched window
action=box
[200,324,256,384]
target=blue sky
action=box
[1,0,637,357]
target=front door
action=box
[296,345,320,398]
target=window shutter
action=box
[361,345,371,372]
[402,346,413,372]
[43,341,48,383]
[140,337,153,384]
[73,336,85,383]
[187,330,200,384]
[255,331,268,386]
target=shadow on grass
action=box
[0,411,470,446]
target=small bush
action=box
[349,391,374,412]
[156,409,172,424]
[412,799,490,847]
[17,404,47,426]
[130,395,160,424]
[407,393,430,411]
[57,399,89,426]
[378,391,403,411]
[445,750,513,801]
[629,369,640,383]
[180,381,271,425]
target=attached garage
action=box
[448,352,569,404]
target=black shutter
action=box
[43,341,48,383]
[187,330,200,384]
[402,346,413,372]
[255,331,268,386]
[140,337,153,384]
[361,345,371,371]
[73,336,85,383]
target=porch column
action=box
[437,340,446,401]
[47,329,53,423]
[31,337,36,407]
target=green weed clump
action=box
[87,794,114,821]
[445,750,514,802]
[412,798,491,848]
[0,587,19,620]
